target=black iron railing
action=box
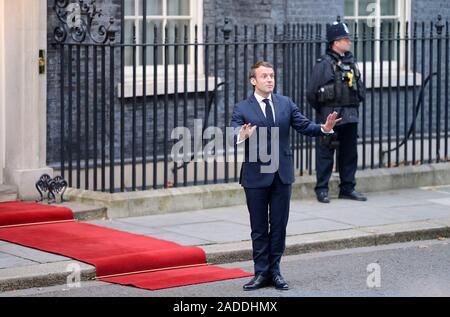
[50,1,449,193]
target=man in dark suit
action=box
[230,61,341,291]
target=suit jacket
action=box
[230,93,324,188]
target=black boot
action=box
[338,190,367,201]
[316,192,331,204]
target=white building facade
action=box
[0,0,52,200]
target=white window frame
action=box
[119,0,215,97]
[345,0,421,88]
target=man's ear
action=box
[250,77,256,87]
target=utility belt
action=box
[319,132,339,150]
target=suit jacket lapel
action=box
[249,95,267,125]
[272,94,282,127]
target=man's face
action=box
[334,37,352,53]
[251,66,275,96]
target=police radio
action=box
[336,62,357,91]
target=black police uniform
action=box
[306,22,365,198]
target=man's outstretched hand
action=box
[321,111,342,133]
[239,123,257,142]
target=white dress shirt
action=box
[237,92,333,144]
[254,92,276,123]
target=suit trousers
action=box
[244,172,292,277]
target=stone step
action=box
[60,202,108,221]
[0,185,18,203]
[0,192,107,221]
[29,201,108,221]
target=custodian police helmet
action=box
[326,21,351,43]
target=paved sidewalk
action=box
[1,185,450,291]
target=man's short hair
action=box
[249,61,274,79]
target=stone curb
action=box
[0,261,95,293]
[203,219,450,264]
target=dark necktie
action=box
[263,99,275,127]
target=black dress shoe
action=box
[243,274,271,291]
[316,192,330,204]
[339,190,367,201]
[272,274,289,290]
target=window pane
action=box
[347,20,374,62]
[359,0,378,17]
[166,20,191,43]
[380,0,397,16]
[346,19,358,38]
[150,0,164,15]
[380,19,399,61]
[345,0,355,16]
[346,20,360,60]
[144,20,163,65]
[125,20,164,66]
[124,0,135,16]
[124,20,135,66]
[140,0,163,15]
[166,19,190,64]
[161,20,190,64]
[167,0,190,16]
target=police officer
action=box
[306,21,367,203]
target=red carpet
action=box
[0,201,74,227]
[0,201,253,290]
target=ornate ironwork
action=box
[222,17,233,41]
[53,0,117,44]
[35,174,53,203]
[435,14,444,35]
[48,176,68,204]
[36,174,68,204]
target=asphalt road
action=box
[2,239,450,297]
